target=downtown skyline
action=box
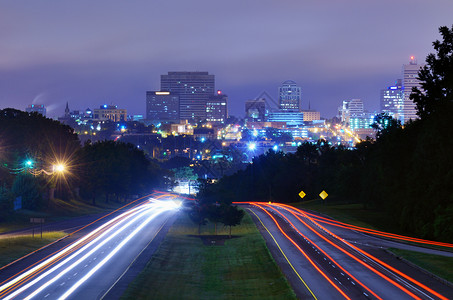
[1,0,453,119]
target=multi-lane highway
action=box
[0,194,181,300]
[244,202,453,300]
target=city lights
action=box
[248,142,256,151]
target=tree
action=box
[188,203,209,234]
[11,174,43,209]
[411,25,453,119]
[221,205,244,238]
[207,204,223,235]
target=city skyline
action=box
[1,1,452,118]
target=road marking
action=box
[247,209,318,300]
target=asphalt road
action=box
[245,203,453,300]
[0,197,181,300]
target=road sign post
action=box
[30,218,45,238]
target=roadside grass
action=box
[122,210,297,300]
[0,231,67,267]
[0,198,127,234]
[389,248,453,283]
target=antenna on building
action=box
[308,99,311,110]
[410,56,417,65]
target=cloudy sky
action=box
[1,0,452,118]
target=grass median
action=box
[122,209,296,300]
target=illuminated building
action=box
[25,104,46,117]
[380,79,403,119]
[339,99,364,124]
[206,90,228,124]
[401,56,424,123]
[245,99,267,122]
[349,113,376,131]
[268,111,304,126]
[160,71,215,122]
[278,80,301,111]
[93,105,127,122]
[301,110,321,122]
[146,91,179,123]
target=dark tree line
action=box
[0,109,167,216]
[202,25,453,242]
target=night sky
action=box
[1,0,452,119]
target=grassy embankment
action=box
[295,199,453,283]
[122,210,297,300]
[0,197,126,268]
[389,248,453,283]
[0,232,67,267]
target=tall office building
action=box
[401,57,423,123]
[206,91,228,125]
[146,91,179,123]
[380,79,403,119]
[278,80,301,111]
[160,71,215,122]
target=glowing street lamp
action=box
[25,159,34,168]
[53,164,65,173]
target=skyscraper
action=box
[278,80,301,111]
[380,79,403,119]
[401,57,423,123]
[146,91,179,123]
[206,90,228,125]
[160,72,215,122]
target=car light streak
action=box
[246,208,318,300]
[275,203,448,300]
[22,206,165,300]
[268,203,420,299]
[253,204,351,300]
[57,206,170,300]
[261,204,382,300]
[234,201,453,248]
[1,203,162,300]
[0,204,150,297]
[0,193,158,277]
[294,210,453,248]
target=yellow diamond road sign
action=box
[298,191,306,199]
[319,190,328,200]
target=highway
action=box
[0,195,181,300]
[245,202,453,300]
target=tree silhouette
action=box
[411,25,453,118]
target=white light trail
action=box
[3,203,155,300]
[58,207,170,299]
[0,203,149,294]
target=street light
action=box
[53,164,65,173]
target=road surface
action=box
[244,202,453,300]
[0,195,181,300]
